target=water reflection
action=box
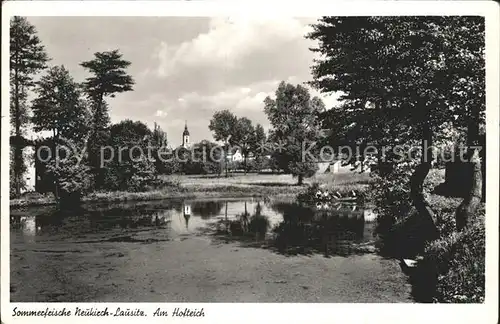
[10,198,377,257]
[191,201,224,219]
[269,202,373,256]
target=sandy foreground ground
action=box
[11,230,412,303]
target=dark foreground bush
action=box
[424,216,485,303]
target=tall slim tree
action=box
[10,16,49,197]
[80,50,134,189]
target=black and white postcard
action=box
[1,1,498,324]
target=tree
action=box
[32,65,89,142]
[31,65,90,201]
[80,50,135,189]
[105,120,156,191]
[251,124,267,172]
[308,17,484,233]
[234,117,255,174]
[151,122,169,175]
[264,82,323,185]
[10,16,49,197]
[183,140,223,175]
[208,110,238,177]
[45,138,91,209]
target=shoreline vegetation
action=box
[10,172,372,208]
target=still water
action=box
[11,198,377,252]
[9,198,404,303]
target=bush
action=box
[46,153,91,206]
[424,215,485,303]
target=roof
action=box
[183,123,190,136]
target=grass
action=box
[10,170,372,208]
[376,167,486,303]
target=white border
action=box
[1,1,499,324]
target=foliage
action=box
[103,120,157,191]
[80,49,134,101]
[208,110,239,176]
[264,82,324,184]
[181,140,223,175]
[9,147,27,198]
[32,65,90,142]
[234,117,254,158]
[308,17,485,275]
[209,110,238,144]
[44,138,91,205]
[424,215,485,303]
[46,157,91,196]
[10,16,50,133]
[80,50,135,189]
[308,17,484,136]
[307,16,485,187]
[253,124,267,157]
[10,16,49,197]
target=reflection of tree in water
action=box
[191,201,224,219]
[86,206,160,229]
[272,202,366,256]
[224,201,270,240]
[18,205,175,235]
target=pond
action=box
[10,198,410,302]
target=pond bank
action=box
[10,175,370,209]
[9,189,300,209]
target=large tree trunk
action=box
[455,118,482,231]
[409,121,439,241]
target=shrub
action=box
[45,153,91,207]
[424,215,485,303]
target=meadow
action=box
[10,169,373,208]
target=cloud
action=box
[26,16,340,147]
[156,17,312,78]
[155,110,168,118]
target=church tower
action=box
[182,121,190,148]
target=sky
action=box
[27,16,341,147]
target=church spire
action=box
[182,120,190,148]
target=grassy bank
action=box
[10,171,372,208]
[377,168,486,303]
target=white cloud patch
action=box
[156,17,310,77]
[155,110,168,118]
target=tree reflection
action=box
[191,201,224,219]
[272,202,366,256]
